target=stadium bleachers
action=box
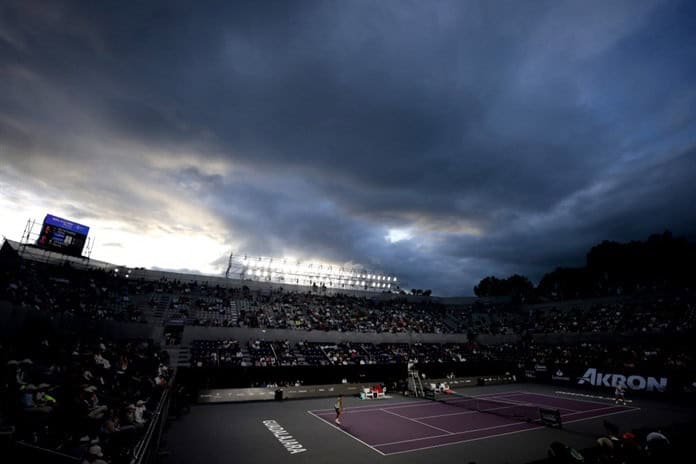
[1,245,695,463]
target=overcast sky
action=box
[1,0,696,295]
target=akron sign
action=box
[577,368,668,392]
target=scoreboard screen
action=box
[36,214,90,257]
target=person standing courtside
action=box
[614,382,626,405]
[335,394,343,424]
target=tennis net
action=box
[426,390,560,426]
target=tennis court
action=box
[308,390,639,455]
[164,383,694,464]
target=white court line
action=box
[555,390,634,403]
[306,410,386,456]
[485,393,580,413]
[379,405,641,456]
[375,418,539,446]
[310,390,527,414]
[440,393,582,415]
[414,410,480,420]
[464,394,580,412]
[500,391,627,408]
[375,403,638,449]
[407,404,640,434]
[380,408,454,435]
[561,405,641,418]
[561,407,640,424]
[414,405,523,420]
[378,392,536,413]
[311,398,431,412]
[313,393,539,416]
[497,393,639,415]
[379,425,544,456]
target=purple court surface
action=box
[308,391,639,456]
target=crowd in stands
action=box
[231,292,453,333]
[2,245,696,464]
[547,419,681,464]
[442,297,696,339]
[0,334,169,463]
[519,299,696,336]
[3,256,696,340]
[182,291,696,338]
[188,337,694,381]
[0,260,148,322]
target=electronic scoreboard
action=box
[36,214,90,257]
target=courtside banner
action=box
[575,367,668,393]
[526,365,684,394]
[198,382,378,403]
[551,368,571,384]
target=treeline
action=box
[474,231,696,301]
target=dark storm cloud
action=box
[2,0,696,295]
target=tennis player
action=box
[335,394,343,424]
[614,382,626,405]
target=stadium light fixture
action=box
[230,252,399,293]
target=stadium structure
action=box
[0,215,694,464]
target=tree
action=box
[474,276,502,297]
[474,275,532,298]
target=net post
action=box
[539,408,563,428]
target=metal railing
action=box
[130,386,171,464]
